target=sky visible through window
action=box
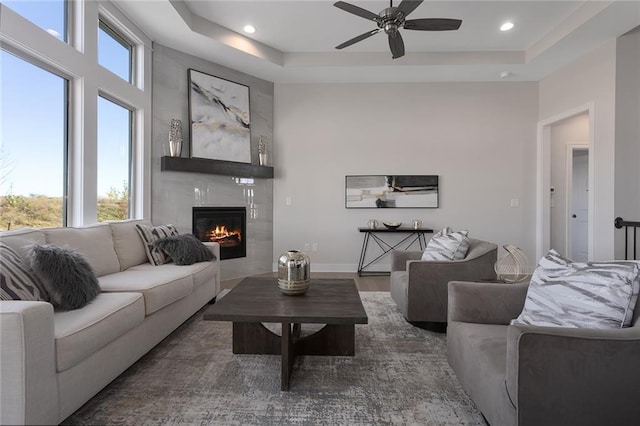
[99,22,132,83]
[3,0,65,41]
[0,50,66,197]
[98,96,131,204]
[0,1,134,200]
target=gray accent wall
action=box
[152,44,274,280]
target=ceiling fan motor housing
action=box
[379,7,403,35]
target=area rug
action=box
[62,292,483,425]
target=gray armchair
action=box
[447,281,640,426]
[390,238,497,330]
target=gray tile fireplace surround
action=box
[151,44,275,281]
[152,171,274,281]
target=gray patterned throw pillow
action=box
[421,227,470,261]
[0,243,47,301]
[135,224,179,266]
[512,249,640,329]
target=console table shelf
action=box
[357,227,433,276]
[161,156,274,179]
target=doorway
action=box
[567,147,589,262]
[536,103,595,261]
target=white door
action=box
[570,149,589,262]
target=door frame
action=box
[536,102,595,260]
[565,144,589,259]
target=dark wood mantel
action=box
[161,156,274,179]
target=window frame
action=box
[97,93,134,221]
[98,18,133,83]
[0,46,71,227]
[0,1,151,227]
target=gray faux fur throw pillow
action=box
[28,244,100,310]
[153,234,215,266]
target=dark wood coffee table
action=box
[203,277,368,390]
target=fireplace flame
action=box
[206,225,242,247]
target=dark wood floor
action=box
[221,272,390,292]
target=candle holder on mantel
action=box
[168,119,183,157]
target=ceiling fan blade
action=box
[404,18,462,31]
[335,29,381,49]
[333,1,380,22]
[395,0,424,19]
[388,33,405,59]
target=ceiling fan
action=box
[333,0,462,59]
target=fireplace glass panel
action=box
[193,207,246,260]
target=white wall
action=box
[273,82,538,271]
[549,113,589,255]
[539,40,617,260]
[615,26,640,259]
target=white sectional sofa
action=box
[0,219,220,425]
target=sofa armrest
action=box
[506,324,640,425]
[448,281,529,324]
[203,241,220,260]
[1,301,58,425]
[203,242,221,295]
[391,250,422,272]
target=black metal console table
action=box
[357,227,433,276]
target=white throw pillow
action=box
[512,249,640,329]
[421,227,470,261]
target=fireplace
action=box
[192,207,246,260]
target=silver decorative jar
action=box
[277,250,310,295]
[168,118,183,157]
[258,136,268,166]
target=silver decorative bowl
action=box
[383,222,402,230]
[277,250,310,295]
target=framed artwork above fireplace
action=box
[188,69,251,163]
[345,175,439,208]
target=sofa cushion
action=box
[135,224,179,266]
[188,261,218,289]
[44,224,120,277]
[28,244,100,310]
[108,219,152,271]
[0,229,46,258]
[422,227,470,261]
[54,292,144,372]
[0,243,47,301]
[98,265,195,315]
[512,250,640,329]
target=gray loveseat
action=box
[447,281,640,425]
[0,219,220,425]
[390,238,497,328]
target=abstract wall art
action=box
[188,69,251,163]
[345,175,439,208]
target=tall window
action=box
[0,1,150,227]
[3,0,67,42]
[97,96,131,222]
[98,20,132,83]
[0,51,68,230]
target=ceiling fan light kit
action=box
[333,0,462,59]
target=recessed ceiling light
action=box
[46,28,61,38]
[499,71,513,79]
[243,25,256,34]
[500,22,514,32]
